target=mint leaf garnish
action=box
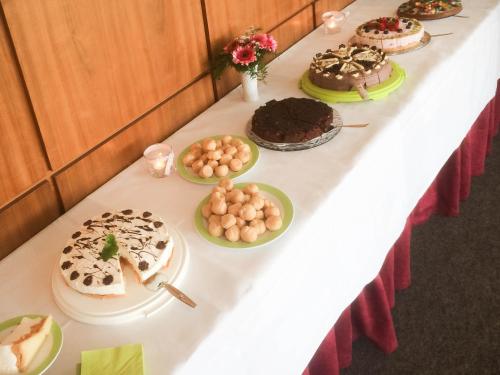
[100,234,118,261]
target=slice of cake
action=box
[59,209,174,296]
[309,44,392,99]
[251,98,334,143]
[352,17,424,53]
[0,316,52,373]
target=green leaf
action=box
[100,234,118,261]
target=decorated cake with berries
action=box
[309,44,391,99]
[352,17,425,53]
[59,209,174,296]
[397,0,462,20]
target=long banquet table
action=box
[1,0,499,374]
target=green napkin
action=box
[80,343,144,375]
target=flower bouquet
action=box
[214,28,277,101]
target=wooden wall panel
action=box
[55,76,214,209]
[1,0,209,169]
[0,8,49,206]
[0,181,60,259]
[315,0,355,26]
[206,0,315,98]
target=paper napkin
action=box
[80,343,144,375]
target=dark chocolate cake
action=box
[251,98,334,143]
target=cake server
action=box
[145,277,197,308]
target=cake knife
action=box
[145,278,197,308]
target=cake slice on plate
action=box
[0,315,52,373]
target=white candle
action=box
[143,144,174,178]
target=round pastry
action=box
[309,44,392,98]
[352,17,424,53]
[59,209,174,296]
[397,0,462,20]
[251,98,334,143]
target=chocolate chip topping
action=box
[138,261,149,271]
[153,221,163,228]
[156,241,166,249]
[143,211,152,218]
[72,231,81,239]
[63,246,72,254]
[102,212,111,218]
[70,271,79,280]
[83,219,92,226]
[103,275,114,285]
[61,261,73,270]
[122,209,133,215]
[83,275,93,286]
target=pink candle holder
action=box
[143,144,174,178]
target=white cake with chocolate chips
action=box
[59,209,174,296]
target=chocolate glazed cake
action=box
[251,98,334,143]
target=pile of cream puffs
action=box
[182,135,253,179]
[201,178,283,243]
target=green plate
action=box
[177,135,260,185]
[195,182,294,248]
[300,61,406,103]
[0,315,63,375]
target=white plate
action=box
[51,225,188,325]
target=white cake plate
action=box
[51,225,189,325]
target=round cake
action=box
[309,44,392,98]
[352,17,424,53]
[397,0,462,20]
[251,98,333,143]
[59,209,174,296]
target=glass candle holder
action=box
[322,11,349,34]
[143,144,174,178]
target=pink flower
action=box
[263,34,277,52]
[250,33,268,45]
[232,45,257,65]
[250,33,277,52]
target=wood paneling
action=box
[0,9,49,206]
[206,1,315,97]
[315,0,355,26]
[2,0,209,169]
[0,181,60,260]
[55,76,214,209]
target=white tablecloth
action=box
[1,0,499,374]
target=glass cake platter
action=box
[246,108,342,152]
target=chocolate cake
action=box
[251,98,334,143]
[397,0,462,20]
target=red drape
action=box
[305,81,500,375]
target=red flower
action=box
[232,45,257,65]
[250,33,277,52]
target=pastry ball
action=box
[236,151,251,164]
[211,199,227,215]
[216,140,222,149]
[210,191,224,203]
[191,159,204,173]
[239,204,257,221]
[219,178,234,191]
[208,214,221,225]
[255,210,264,220]
[212,186,226,194]
[215,164,229,177]
[221,214,237,229]
[208,221,224,237]
[265,216,283,231]
[243,194,251,202]
[202,138,217,151]
[207,149,222,161]
[225,146,237,156]
[263,199,274,209]
[240,226,258,243]
[182,153,196,167]
[207,160,219,169]
[229,189,245,203]
[228,202,242,216]
[229,158,243,172]
[237,144,251,153]
[235,217,246,228]
[219,154,233,165]
[222,135,233,145]
[250,219,267,235]
[225,225,240,242]
[199,165,214,178]
[200,153,209,163]
[243,184,259,195]
[190,143,202,152]
[264,206,281,218]
[231,139,244,147]
[249,195,264,210]
[201,203,212,219]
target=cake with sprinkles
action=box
[59,209,173,296]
